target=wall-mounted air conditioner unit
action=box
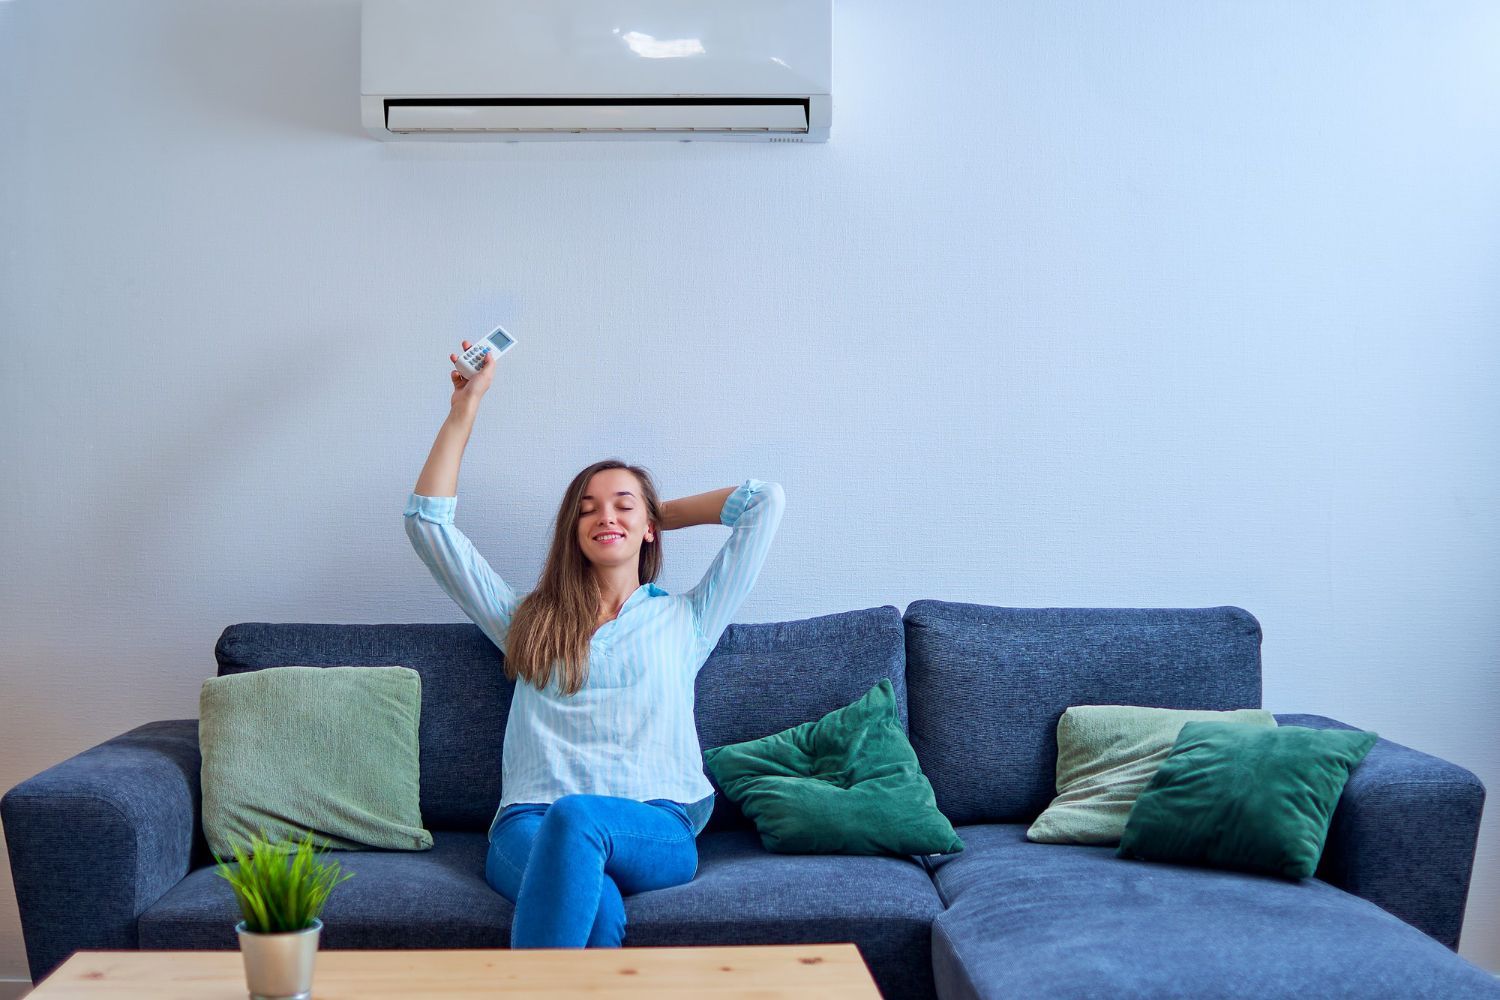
[361,0,832,142]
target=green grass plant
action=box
[212,827,354,934]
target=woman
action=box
[403,340,785,949]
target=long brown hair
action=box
[504,459,665,696]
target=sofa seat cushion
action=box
[927,825,1500,1000]
[139,829,943,1000]
[139,831,510,950]
[628,829,943,999]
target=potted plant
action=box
[213,827,354,1000]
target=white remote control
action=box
[456,324,518,378]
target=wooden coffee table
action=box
[27,943,883,998]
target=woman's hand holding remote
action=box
[449,340,497,410]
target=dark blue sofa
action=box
[5,603,1497,997]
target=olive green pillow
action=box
[703,678,964,856]
[200,665,433,858]
[1027,705,1279,845]
[1117,721,1378,879]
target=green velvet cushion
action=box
[199,665,433,858]
[1117,720,1378,879]
[703,678,964,856]
[1027,705,1279,845]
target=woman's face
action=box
[577,469,654,567]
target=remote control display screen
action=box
[487,330,514,350]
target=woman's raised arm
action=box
[660,486,737,532]
[681,479,785,653]
[414,339,498,496]
[405,341,518,655]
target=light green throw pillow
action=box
[1026,705,1278,845]
[199,665,433,858]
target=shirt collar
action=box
[620,581,669,613]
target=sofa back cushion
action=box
[693,605,910,832]
[215,605,909,834]
[902,603,1263,826]
[216,623,511,831]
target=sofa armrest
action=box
[1,719,204,985]
[1275,712,1485,951]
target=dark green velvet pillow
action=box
[702,679,964,856]
[1117,721,1378,879]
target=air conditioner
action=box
[360,0,832,142]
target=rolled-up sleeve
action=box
[403,492,520,655]
[685,478,785,654]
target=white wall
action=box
[2,0,1497,987]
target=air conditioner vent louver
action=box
[384,99,811,135]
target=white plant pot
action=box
[235,917,322,1000]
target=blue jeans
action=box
[485,793,699,948]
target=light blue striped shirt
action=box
[403,477,784,839]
